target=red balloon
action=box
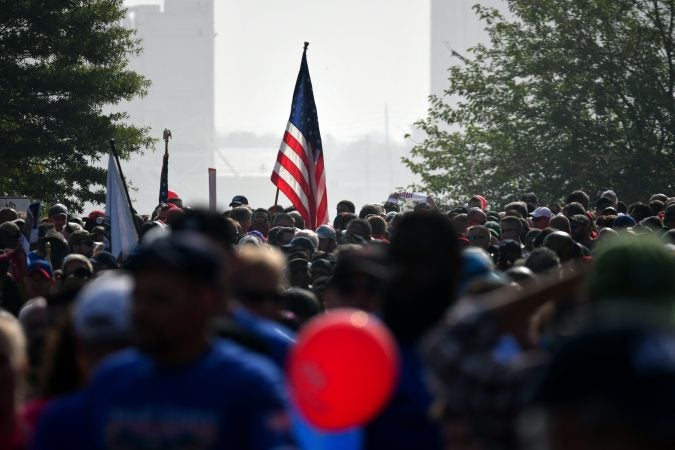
[288,308,399,430]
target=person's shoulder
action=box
[211,339,281,373]
[90,348,149,384]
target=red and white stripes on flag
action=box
[271,43,328,230]
[271,122,328,230]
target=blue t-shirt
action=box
[42,340,291,450]
[232,307,296,369]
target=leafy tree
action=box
[407,0,675,207]
[0,0,153,212]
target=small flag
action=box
[271,42,328,230]
[159,129,172,204]
[106,153,138,259]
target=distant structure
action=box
[120,0,215,213]
[430,0,506,99]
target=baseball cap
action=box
[72,272,132,343]
[27,259,53,280]
[315,225,337,241]
[530,207,552,219]
[229,195,249,207]
[167,190,180,200]
[613,214,636,229]
[48,203,68,217]
[283,236,315,254]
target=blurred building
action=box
[119,0,214,213]
[430,0,506,99]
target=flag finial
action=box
[303,42,309,52]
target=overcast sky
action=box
[125,0,430,142]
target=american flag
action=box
[158,151,168,204]
[271,43,328,230]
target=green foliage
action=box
[0,0,154,212]
[407,0,675,207]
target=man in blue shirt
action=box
[35,232,291,450]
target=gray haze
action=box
[117,0,500,216]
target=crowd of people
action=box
[0,187,674,450]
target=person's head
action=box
[25,260,54,299]
[384,212,461,341]
[451,213,469,235]
[332,212,355,234]
[466,225,491,251]
[665,204,675,229]
[59,254,94,293]
[250,208,272,237]
[229,206,252,234]
[68,230,95,257]
[324,244,388,312]
[316,225,337,253]
[563,201,586,218]
[550,214,572,235]
[0,208,18,225]
[0,221,21,250]
[229,195,248,208]
[505,201,528,219]
[628,202,653,223]
[126,232,227,364]
[345,218,372,242]
[280,288,322,331]
[283,236,316,260]
[524,247,561,274]
[336,200,356,215]
[530,207,553,230]
[287,257,311,289]
[89,251,120,274]
[467,207,487,227]
[287,210,305,230]
[521,192,539,211]
[367,215,388,240]
[588,233,675,306]
[48,204,68,232]
[0,310,26,412]
[569,214,592,244]
[566,190,590,209]
[269,226,296,248]
[543,231,581,263]
[601,189,618,206]
[359,203,385,219]
[72,272,132,376]
[233,245,286,320]
[272,212,295,228]
[500,216,524,243]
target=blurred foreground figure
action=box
[35,233,290,449]
[524,326,675,450]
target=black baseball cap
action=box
[229,195,249,207]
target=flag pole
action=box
[109,139,138,232]
[274,188,280,207]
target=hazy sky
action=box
[125,0,430,142]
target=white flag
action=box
[106,153,138,260]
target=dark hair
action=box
[562,202,586,218]
[525,247,561,273]
[367,216,387,237]
[272,213,294,227]
[384,212,460,341]
[649,200,665,216]
[566,190,590,209]
[628,203,653,223]
[336,200,356,214]
[359,204,384,219]
[504,201,528,219]
[170,209,238,253]
[347,218,372,241]
[229,206,252,222]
